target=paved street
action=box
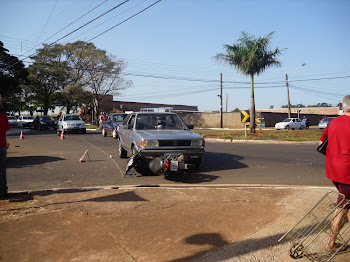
[6,129,330,192]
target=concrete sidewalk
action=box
[1,185,348,262]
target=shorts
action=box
[333,181,350,209]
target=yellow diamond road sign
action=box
[240,110,250,123]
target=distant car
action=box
[33,115,56,130]
[7,116,18,127]
[102,113,127,139]
[57,114,86,133]
[318,117,336,129]
[17,116,34,128]
[275,118,305,130]
[118,112,205,175]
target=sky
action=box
[1,0,349,112]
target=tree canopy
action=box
[215,32,284,133]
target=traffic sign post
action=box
[241,110,250,138]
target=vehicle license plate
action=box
[170,160,178,171]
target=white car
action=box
[7,116,18,127]
[275,118,305,130]
[57,114,86,133]
[17,116,34,128]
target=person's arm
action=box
[319,125,328,145]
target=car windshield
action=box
[40,116,53,120]
[135,114,187,130]
[64,115,81,121]
[282,118,292,122]
[112,114,127,122]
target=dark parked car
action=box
[102,113,127,139]
[33,115,56,130]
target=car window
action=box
[122,114,131,126]
[129,115,135,128]
[135,114,187,130]
[282,118,291,122]
[64,115,81,121]
[41,116,53,120]
[8,116,16,120]
[113,114,127,122]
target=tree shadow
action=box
[199,152,248,172]
[7,156,65,168]
[169,233,229,262]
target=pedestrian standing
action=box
[319,95,350,252]
[0,94,10,196]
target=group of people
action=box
[1,94,350,252]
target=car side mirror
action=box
[187,124,194,129]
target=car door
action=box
[122,114,136,152]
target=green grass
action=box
[195,129,324,142]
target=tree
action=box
[63,41,132,121]
[28,43,69,115]
[231,108,240,112]
[0,41,28,113]
[215,32,284,133]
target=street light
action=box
[286,63,306,118]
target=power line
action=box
[87,0,162,41]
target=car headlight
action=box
[191,139,203,147]
[140,140,159,147]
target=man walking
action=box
[0,94,10,196]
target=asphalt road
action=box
[6,129,331,192]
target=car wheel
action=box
[102,128,107,137]
[118,140,127,158]
[286,125,290,130]
[112,129,117,139]
[300,125,304,130]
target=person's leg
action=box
[326,208,348,251]
[0,147,8,195]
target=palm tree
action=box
[215,31,284,133]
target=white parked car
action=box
[275,118,305,130]
[7,116,18,127]
[57,114,86,133]
[17,116,34,128]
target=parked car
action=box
[318,117,336,129]
[275,118,305,130]
[57,114,86,133]
[118,112,205,175]
[17,116,34,128]
[33,115,56,130]
[102,113,127,139]
[7,116,18,127]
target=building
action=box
[99,95,198,113]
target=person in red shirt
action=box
[0,94,11,196]
[319,95,350,252]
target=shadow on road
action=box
[7,156,65,168]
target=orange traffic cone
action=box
[60,130,65,140]
[19,130,24,139]
[56,128,60,136]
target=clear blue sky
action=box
[1,0,349,111]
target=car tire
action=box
[102,128,107,137]
[300,125,304,130]
[112,129,117,139]
[118,140,127,158]
[286,125,290,130]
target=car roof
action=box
[134,112,177,115]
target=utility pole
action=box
[220,73,223,128]
[226,93,228,112]
[286,74,291,118]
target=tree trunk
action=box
[249,75,256,133]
